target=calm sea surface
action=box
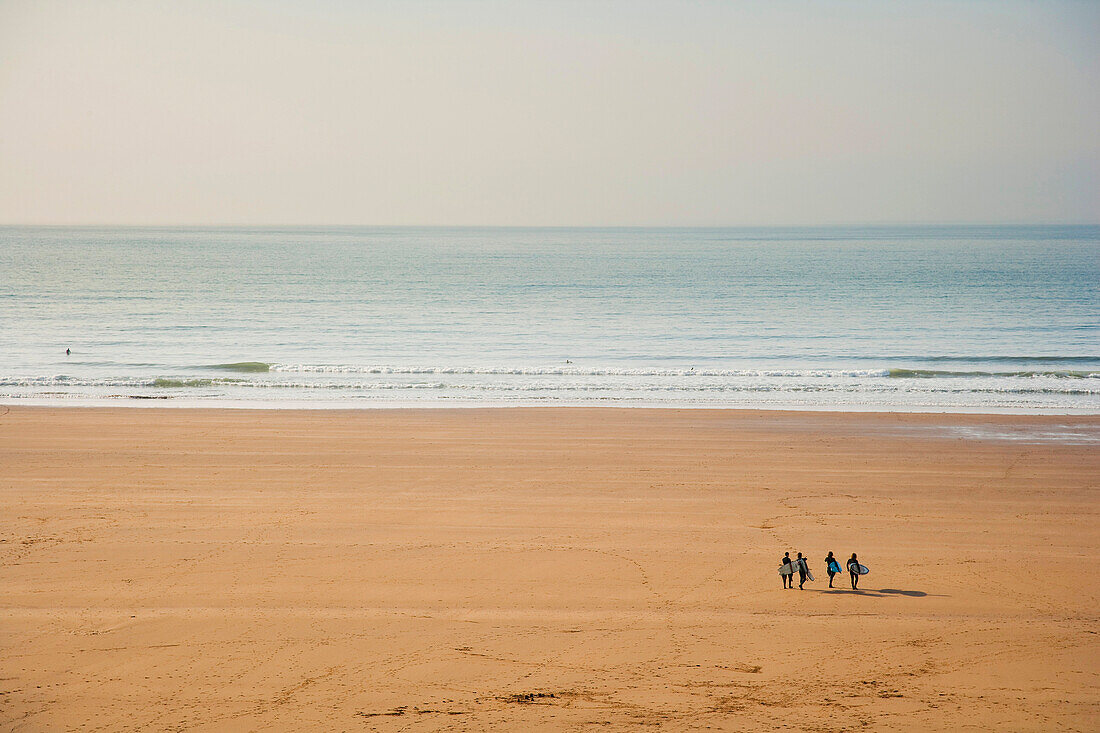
[2,225,1097,412]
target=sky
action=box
[0,0,1097,226]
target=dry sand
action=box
[1,406,1098,731]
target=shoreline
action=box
[3,405,1098,729]
[5,400,1100,417]
[4,405,1100,445]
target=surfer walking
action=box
[847,553,861,590]
[796,551,809,589]
[825,551,839,588]
[780,552,793,589]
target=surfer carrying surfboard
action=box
[795,551,810,589]
[847,553,861,589]
[780,552,794,588]
[825,551,842,587]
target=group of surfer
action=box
[780,551,865,590]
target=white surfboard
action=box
[847,563,870,575]
[798,559,814,581]
[778,564,794,576]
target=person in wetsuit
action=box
[825,551,839,588]
[780,552,793,589]
[796,551,809,589]
[848,553,861,590]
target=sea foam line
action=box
[265,364,895,377]
[264,364,1098,379]
[2,377,1098,395]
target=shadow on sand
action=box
[815,588,887,597]
[812,587,940,598]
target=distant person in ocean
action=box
[66,348,70,355]
[780,552,793,589]
[847,553,861,590]
[825,551,840,588]
[796,551,808,589]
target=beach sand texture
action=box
[2,407,1098,731]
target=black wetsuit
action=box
[796,557,808,589]
[825,555,837,587]
[781,557,792,588]
[848,558,860,589]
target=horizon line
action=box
[2,221,1099,229]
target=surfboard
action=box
[778,564,794,576]
[827,561,842,574]
[847,563,870,575]
[802,565,815,581]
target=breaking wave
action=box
[1,370,1097,395]
[264,364,1099,379]
[267,364,894,377]
[887,368,1098,379]
[206,362,271,373]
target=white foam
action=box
[266,364,895,378]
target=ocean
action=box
[2,225,1097,413]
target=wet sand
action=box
[2,407,1098,731]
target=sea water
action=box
[1,225,1097,413]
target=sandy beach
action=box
[1,406,1097,731]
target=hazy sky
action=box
[0,0,1097,225]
